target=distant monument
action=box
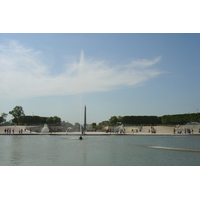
[84,105,86,130]
[41,124,49,133]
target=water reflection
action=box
[145,145,200,152]
[10,136,24,165]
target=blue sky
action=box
[0,33,200,124]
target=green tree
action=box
[109,116,118,125]
[97,121,109,130]
[53,116,61,125]
[46,116,61,125]
[0,113,8,123]
[9,106,25,124]
[46,117,54,125]
[18,115,47,125]
[99,121,109,126]
[118,116,123,122]
[0,116,3,124]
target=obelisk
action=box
[84,105,86,130]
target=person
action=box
[79,136,83,140]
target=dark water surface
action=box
[1,135,200,166]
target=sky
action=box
[0,33,199,124]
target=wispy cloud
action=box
[0,41,163,100]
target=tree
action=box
[18,115,48,125]
[98,121,109,126]
[97,121,109,130]
[0,116,3,124]
[118,116,123,122]
[109,116,119,125]
[46,116,61,125]
[9,106,25,124]
[46,117,54,125]
[52,116,61,125]
[0,113,8,123]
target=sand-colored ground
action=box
[0,125,200,135]
[125,125,200,135]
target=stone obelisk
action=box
[84,105,86,130]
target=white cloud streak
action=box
[0,41,163,100]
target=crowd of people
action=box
[4,128,24,134]
[173,127,194,134]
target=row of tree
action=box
[0,106,62,126]
[109,115,161,125]
[2,105,200,127]
[108,113,200,126]
[161,113,200,125]
[18,115,61,125]
[1,106,82,131]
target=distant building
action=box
[84,105,87,130]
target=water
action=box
[1,135,200,166]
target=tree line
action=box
[0,106,61,126]
[1,106,81,131]
[1,105,200,127]
[17,115,61,125]
[108,113,200,126]
[109,115,161,126]
[161,113,200,125]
